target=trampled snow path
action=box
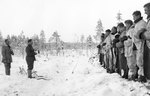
[0,51,150,96]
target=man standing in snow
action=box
[26,39,37,78]
[116,23,128,79]
[103,29,112,73]
[112,30,121,75]
[2,39,14,75]
[97,33,105,65]
[110,26,118,73]
[123,20,137,81]
[132,11,147,82]
[135,3,150,80]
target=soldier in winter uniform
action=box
[136,3,150,80]
[2,39,14,75]
[110,26,118,73]
[123,20,137,80]
[102,29,112,72]
[116,23,128,79]
[26,39,37,78]
[97,33,105,65]
[132,11,147,82]
[112,30,121,75]
[105,27,118,73]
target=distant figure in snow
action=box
[2,39,14,75]
[97,33,105,65]
[25,39,37,78]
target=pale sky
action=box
[0,0,149,42]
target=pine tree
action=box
[86,35,93,56]
[116,11,123,24]
[95,19,104,43]
[0,31,3,46]
[32,34,40,50]
[39,30,46,51]
[48,36,53,51]
[52,31,60,55]
[17,31,26,58]
[7,35,11,40]
[52,31,60,47]
[80,35,85,49]
[11,35,18,48]
[86,35,93,48]
[18,31,25,47]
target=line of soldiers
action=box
[1,39,38,78]
[97,2,150,83]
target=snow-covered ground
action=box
[0,49,150,96]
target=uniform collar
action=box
[28,44,32,47]
[126,25,133,31]
[134,17,143,24]
[147,16,150,23]
[147,15,150,19]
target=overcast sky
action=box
[0,0,149,42]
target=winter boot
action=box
[122,74,128,79]
[5,65,10,75]
[6,69,10,75]
[7,69,10,75]
[128,75,136,81]
[5,67,10,75]
[28,70,32,78]
[138,75,147,83]
[109,69,115,74]
[107,69,110,73]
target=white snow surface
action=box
[0,50,150,96]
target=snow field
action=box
[0,50,150,96]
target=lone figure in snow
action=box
[2,39,14,75]
[25,39,37,78]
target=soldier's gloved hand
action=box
[112,39,119,47]
[38,50,40,54]
[128,36,132,39]
[102,43,106,46]
[113,38,119,44]
[115,34,120,39]
[139,30,147,40]
[34,52,37,55]
[97,44,100,48]
[133,43,137,50]
[120,36,128,42]
[2,59,7,63]
[116,42,124,48]
[135,28,147,39]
